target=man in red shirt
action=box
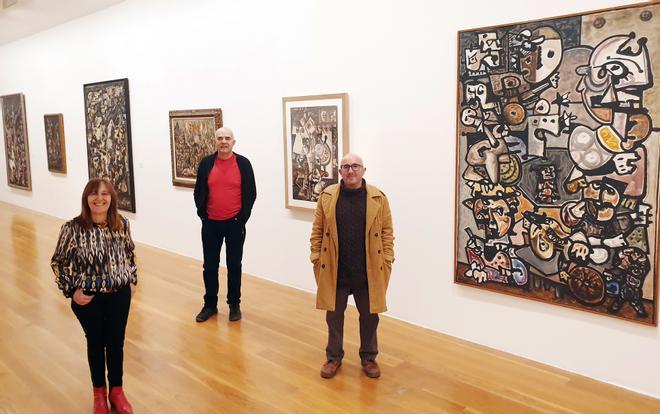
[194,127,257,322]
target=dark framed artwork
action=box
[1,93,31,190]
[454,2,659,325]
[44,113,67,173]
[282,93,349,209]
[169,108,223,188]
[83,78,136,212]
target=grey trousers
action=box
[326,282,379,362]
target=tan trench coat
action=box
[310,183,395,313]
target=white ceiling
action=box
[0,0,125,45]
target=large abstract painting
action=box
[84,78,135,212]
[169,108,223,187]
[44,114,67,174]
[1,93,31,190]
[283,93,348,209]
[455,2,659,325]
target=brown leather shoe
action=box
[320,360,341,379]
[361,360,381,378]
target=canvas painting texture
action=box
[455,4,659,324]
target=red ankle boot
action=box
[93,386,109,414]
[108,386,133,414]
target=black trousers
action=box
[326,281,379,363]
[71,284,131,388]
[201,217,246,308]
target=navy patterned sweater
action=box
[51,216,138,298]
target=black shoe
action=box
[195,306,218,322]
[229,304,242,321]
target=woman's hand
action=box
[73,289,94,306]
[130,284,137,297]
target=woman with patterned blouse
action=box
[51,178,137,414]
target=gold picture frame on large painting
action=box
[169,108,223,188]
[454,1,660,325]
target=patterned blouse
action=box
[51,216,138,298]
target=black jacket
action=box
[194,152,257,223]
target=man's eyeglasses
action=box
[340,164,363,172]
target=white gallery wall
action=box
[2,0,659,398]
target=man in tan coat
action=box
[310,153,394,379]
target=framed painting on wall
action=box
[282,93,349,209]
[454,2,659,325]
[44,113,67,174]
[169,108,223,188]
[1,93,31,190]
[83,78,136,212]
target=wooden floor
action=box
[1,201,659,414]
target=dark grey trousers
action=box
[325,281,379,362]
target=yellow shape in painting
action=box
[597,125,623,153]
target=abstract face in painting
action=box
[464,81,489,107]
[583,179,623,222]
[514,27,562,84]
[576,32,652,115]
[465,193,519,240]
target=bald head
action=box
[215,127,234,139]
[340,153,364,166]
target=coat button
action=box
[323,247,327,251]
[325,232,330,236]
[380,266,383,270]
[378,250,381,254]
[375,233,379,237]
[321,264,325,269]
